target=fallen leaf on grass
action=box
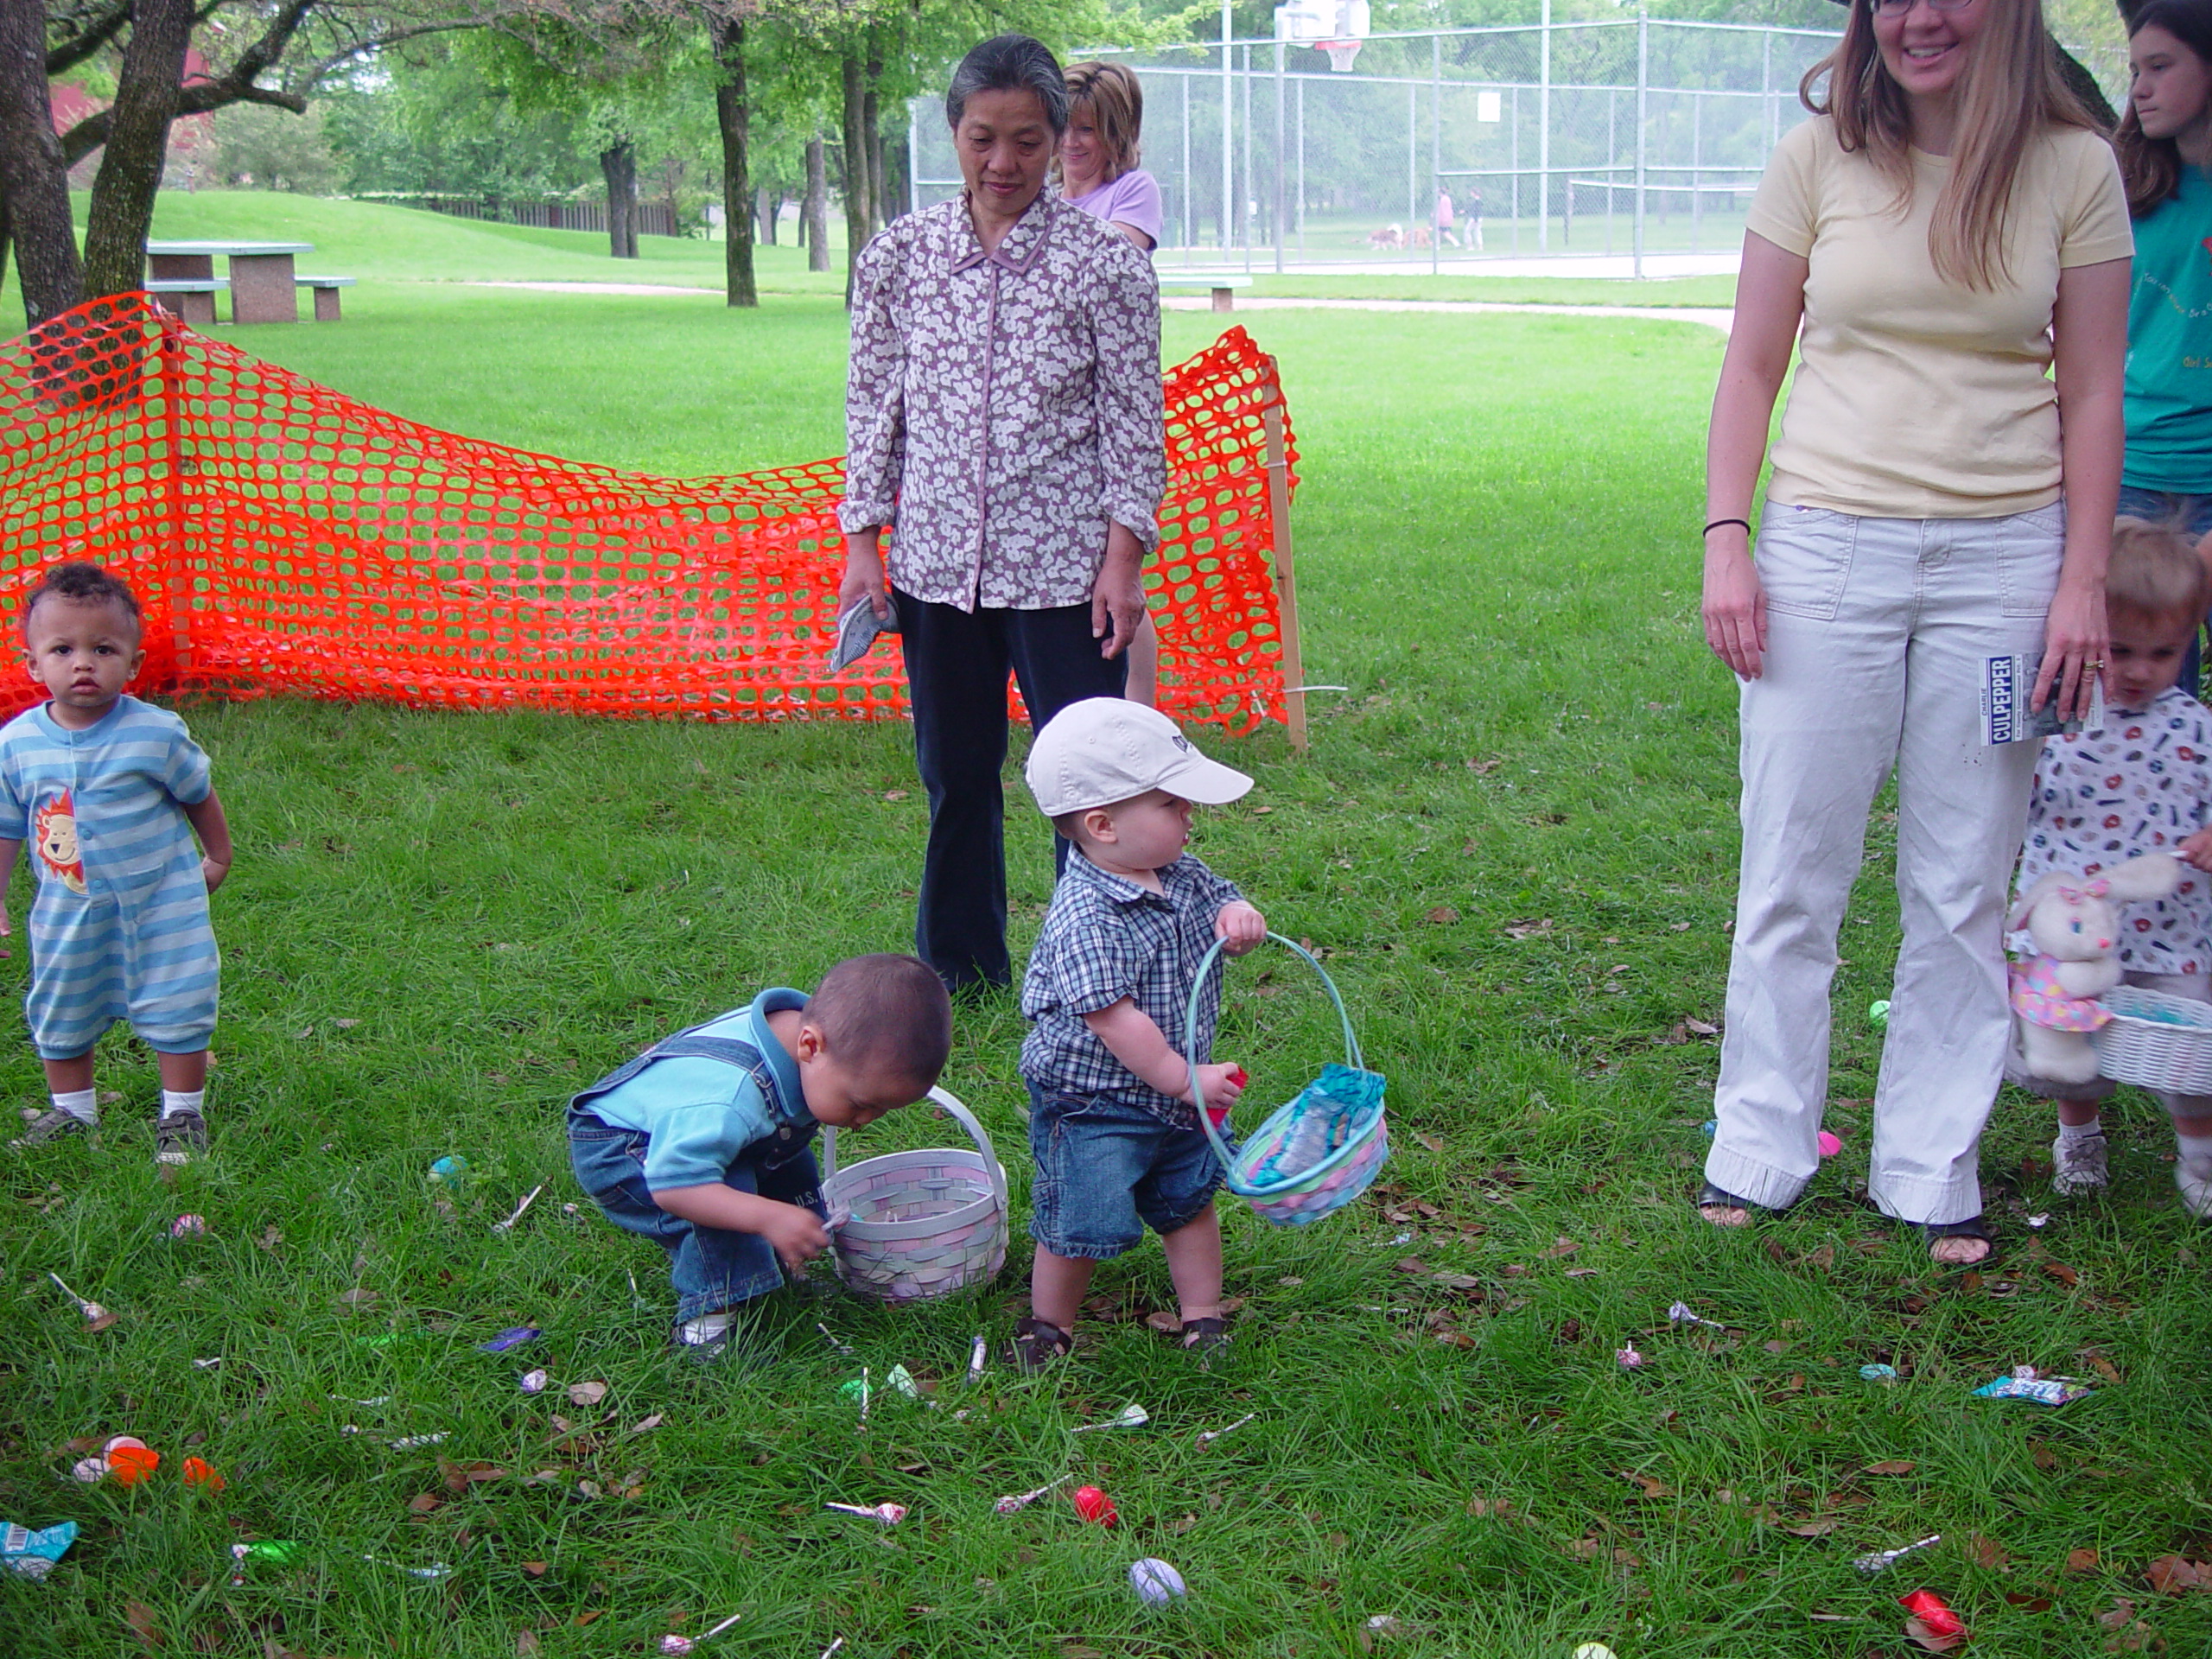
[2144,1555,2212,1594]
[440,1460,506,1492]
[2044,1262,2080,1287]
[1414,1132,1445,1154]
[338,1287,378,1309]
[521,1561,548,1580]
[1392,1257,1427,1275]
[2087,1354,2123,1383]
[1144,1310,1182,1335]
[1061,1644,1104,1659]
[627,1414,664,1435]
[1969,1535,2008,1570]
[407,1493,442,1515]
[1683,1017,1719,1036]
[1803,1245,1837,1271]
[2099,1599,2139,1630]
[126,1599,162,1649]
[1864,1460,1917,1477]
[1786,1519,1840,1538]
[1424,906,1459,925]
[2032,1444,2061,1472]
[1503,918,1553,940]
[1541,1236,1580,1258]
[572,1611,604,1627]
[1431,1272,1482,1291]
[1620,1472,1675,1499]
[1904,1615,1967,1653]
[2069,1548,2101,1574]
[1465,1497,1513,1518]
[2003,1592,2054,1611]
[568,1381,608,1407]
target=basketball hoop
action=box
[1318,39,1362,71]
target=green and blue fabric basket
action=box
[1185,932,1389,1225]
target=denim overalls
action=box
[567,1022,825,1320]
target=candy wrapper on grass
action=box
[660,1611,745,1653]
[1972,1366,2094,1405]
[825,1503,906,1525]
[1897,1589,1967,1651]
[994,1477,1069,1516]
[2,1521,77,1580]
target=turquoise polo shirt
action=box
[585,989,815,1189]
[2123,165,2212,494]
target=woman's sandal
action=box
[1179,1317,1231,1365]
[1920,1215,1998,1268]
[1009,1317,1072,1373]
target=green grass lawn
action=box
[2,284,2206,1658]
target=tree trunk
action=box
[0,0,86,322]
[861,43,885,234]
[804,136,830,270]
[840,48,872,304]
[878,115,908,226]
[756,187,772,245]
[706,11,755,307]
[600,140,638,259]
[82,0,197,301]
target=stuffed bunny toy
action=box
[2007,851,2183,1084]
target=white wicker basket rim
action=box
[823,1147,1007,1243]
[820,1085,1008,1234]
[2099,983,2212,1031]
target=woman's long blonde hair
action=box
[1802,0,2101,289]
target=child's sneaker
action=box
[2051,1131,2109,1196]
[2178,1162,2212,1220]
[154,1109,208,1166]
[10,1107,91,1150]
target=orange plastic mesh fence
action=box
[0,295,1300,733]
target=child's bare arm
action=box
[2182,826,2212,873]
[0,838,18,938]
[650,1183,830,1270]
[1084,997,1245,1110]
[181,787,232,893]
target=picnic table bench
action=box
[1158,274,1254,313]
[147,241,350,324]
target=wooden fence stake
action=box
[1260,394,1307,752]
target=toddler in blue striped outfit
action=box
[2,563,232,1165]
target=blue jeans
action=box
[1026,1082,1224,1260]
[2117,486,2212,696]
[567,1104,824,1320]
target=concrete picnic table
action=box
[147,241,313,324]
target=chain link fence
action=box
[912,19,2124,275]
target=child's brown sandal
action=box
[1010,1317,1072,1372]
[1179,1316,1231,1363]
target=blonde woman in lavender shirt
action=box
[1058,60,1164,705]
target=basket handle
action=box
[1185,931,1362,1172]
[819,1084,1007,1217]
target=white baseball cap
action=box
[1026,698,1254,817]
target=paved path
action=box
[465,279,1733,336]
[1161,294,1734,334]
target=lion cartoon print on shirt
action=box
[34,791,86,897]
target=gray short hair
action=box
[944,35,1069,136]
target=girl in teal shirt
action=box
[2117,0,2212,685]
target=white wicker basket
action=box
[820,1087,1007,1304]
[2092,984,2212,1095]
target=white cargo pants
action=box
[1705,501,2065,1225]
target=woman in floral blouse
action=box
[838,33,1166,995]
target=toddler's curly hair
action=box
[22,562,143,639]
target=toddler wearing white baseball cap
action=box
[1012,699,1267,1371]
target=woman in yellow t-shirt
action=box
[1698,0,2133,1266]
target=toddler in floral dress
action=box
[2012,518,2212,1215]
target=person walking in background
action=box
[1059,59,1166,707]
[1464,184,1484,251]
[1434,187,1460,249]
[839,35,1166,996]
[1699,0,2133,1265]
[2113,0,2212,689]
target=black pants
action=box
[895,588,1128,992]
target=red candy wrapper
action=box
[1897,1591,1966,1637]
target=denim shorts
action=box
[1026,1082,1224,1260]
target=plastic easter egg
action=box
[1817,1130,1843,1158]
[1072,1484,1117,1526]
[427,1155,469,1187]
[1129,1557,1186,1605]
[1573,1646,1619,1659]
[71,1457,108,1483]
[105,1443,160,1485]
[1868,1000,1891,1030]
[181,1456,226,1491]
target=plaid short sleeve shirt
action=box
[1020,850,1245,1128]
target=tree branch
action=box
[45,0,134,75]
[60,77,307,165]
[297,18,493,89]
